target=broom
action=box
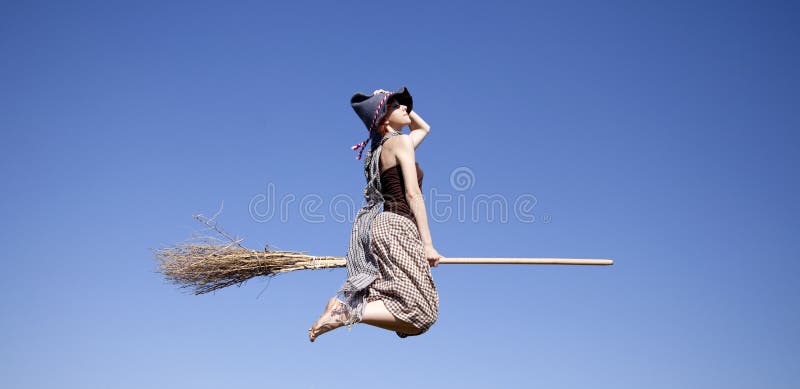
[154,213,613,295]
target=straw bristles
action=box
[155,241,345,295]
[155,206,345,295]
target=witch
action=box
[308,86,445,341]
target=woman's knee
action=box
[396,325,427,338]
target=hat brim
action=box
[387,86,413,113]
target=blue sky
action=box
[1,1,798,388]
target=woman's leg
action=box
[361,299,422,335]
[309,298,420,342]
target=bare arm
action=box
[408,111,430,150]
[394,134,434,247]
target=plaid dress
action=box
[365,204,439,336]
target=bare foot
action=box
[308,297,349,342]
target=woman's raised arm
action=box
[408,111,430,149]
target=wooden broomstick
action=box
[154,213,613,295]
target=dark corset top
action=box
[380,161,423,222]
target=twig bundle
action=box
[154,206,345,295]
[154,242,344,295]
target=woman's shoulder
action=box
[383,133,412,151]
[380,134,415,171]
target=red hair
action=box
[375,100,401,136]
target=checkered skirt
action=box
[366,211,439,337]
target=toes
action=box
[308,327,317,342]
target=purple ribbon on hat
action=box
[350,92,392,160]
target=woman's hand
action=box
[372,89,391,95]
[424,244,443,267]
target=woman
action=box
[308,86,445,342]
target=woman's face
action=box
[384,103,411,129]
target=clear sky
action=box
[1,1,798,388]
